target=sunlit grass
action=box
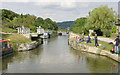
[4,34,32,44]
[2,27,17,33]
[2,34,32,51]
[79,39,113,51]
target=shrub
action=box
[104,31,111,37]
[92,32,95,36]
[112,26,116,33]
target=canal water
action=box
[1,34,120,73]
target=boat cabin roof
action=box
[0,40,7,43]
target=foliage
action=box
[86,5,117,36]
[2,26,17,33]
[9,14,36,30]
[104,30,111,37]
[94,28,103,36]
[2,9,19,22]
[57,21,74,29]
[92,32,95,36]
[112,26,116,33]
[70,17,87,34]
[2,34,33,51]
[44,18,58,30]
[35,17,44,27]
[2,9,59,32]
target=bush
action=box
[104,31,111,37]
[112,26,116,33]
[92,32,95,36]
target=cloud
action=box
[33,1,57,6]
[33,1,76,9]
[1,2,118,22]
[1,0,29,2]
[1,0,120,2]
[60,2,76,8]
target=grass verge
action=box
[2,27,17,33]
[79,39,113,51]
[2,34,32,51]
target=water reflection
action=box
[2,45,43,73]
[70,48,119,73]
[43,39,48,45]
[1,35,120,73]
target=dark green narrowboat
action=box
[0,40,14,57]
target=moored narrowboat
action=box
[0,40,14,57]
[58,31,62,35]
[42,32,48,39]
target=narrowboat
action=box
[58,31,62,35]
[0,40,14,57]
[42,32,48,39]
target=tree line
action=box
[57,21,74,30]
[1,9,59,32]
[70,5,118,37]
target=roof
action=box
[0,40,7,42]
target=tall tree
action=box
[71,17,87,34]
[35,17,44,27]
[86,5,117,36]
[2,9,19,21]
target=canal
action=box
[1,34,120,73]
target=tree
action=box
[2,9,59,32]
[35,17,44,27]
[71,17,87,34]
[2,9,19,21]
[9,14,37,31]
[57,21,74,29]
[86,5,117,36]
[44,18,58,30]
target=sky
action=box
[0,0,120,22]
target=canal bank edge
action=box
[17,31,57,52]
[69,33,120,63]
[17,41,39,52]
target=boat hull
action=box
[0,48,14,57]
[58,33,62,35]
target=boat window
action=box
[5,43,8,49]
[2,42,8,49]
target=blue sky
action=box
[1,0,120,22]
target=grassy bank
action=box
[2,27,17,33]
[71,32,114,51]
[78,39,113,51]
[2,34,32,51]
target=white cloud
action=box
[34,2,54,6]
[1,0,29,2]
[79,3,89,8]
[1,0,120,2]
[1,2,118,22]
[60,2,76,8]
[76,0,119,2]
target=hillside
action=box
[57,21,74,30]
[1,9,59,33]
